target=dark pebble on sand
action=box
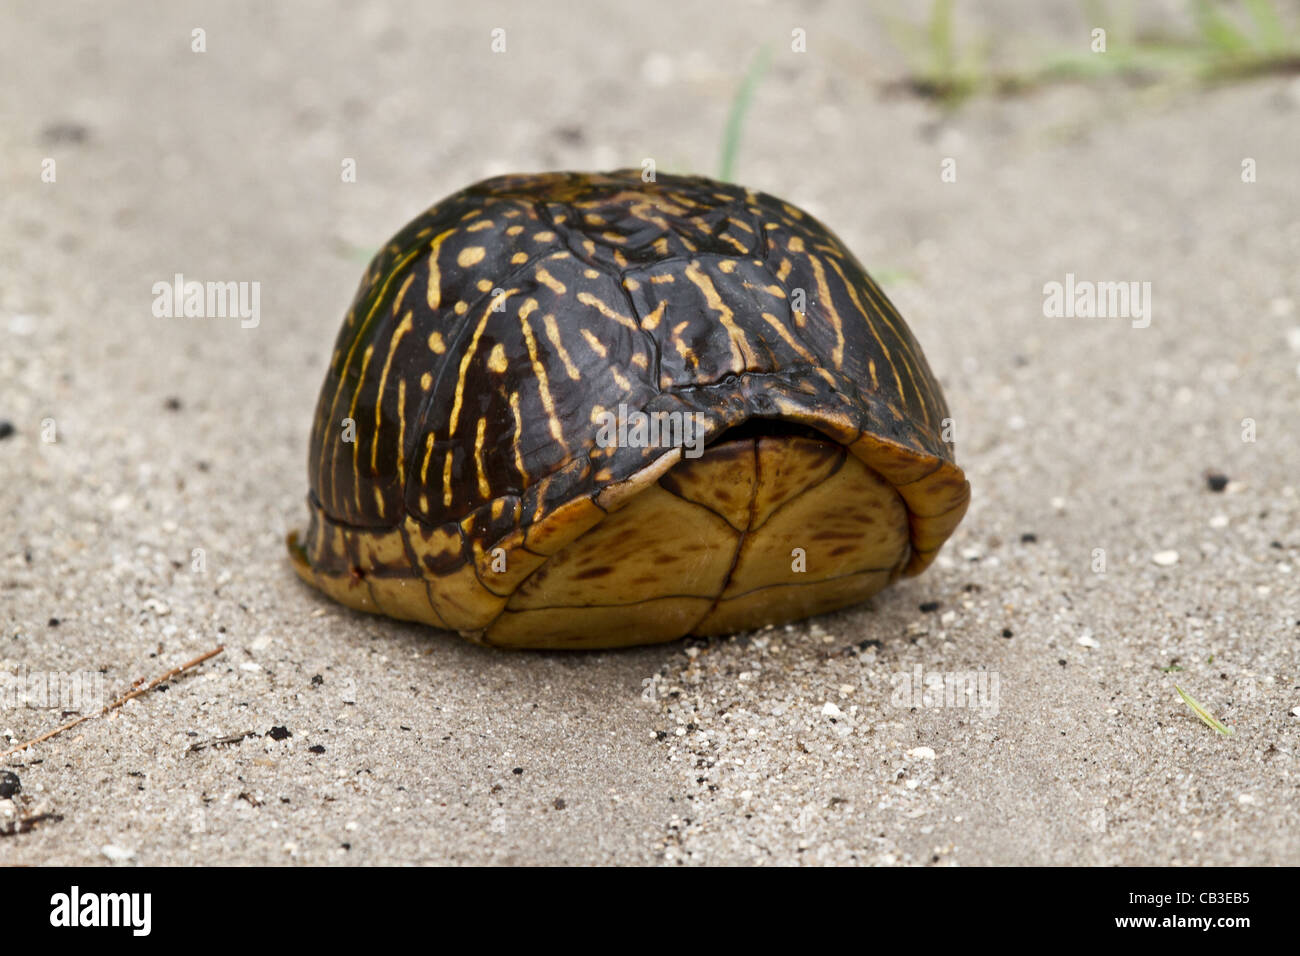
[0,771,20,799]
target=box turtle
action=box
[288,170,969,649]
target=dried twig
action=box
[188,729,257,753]
[0,645,225,760]
[0,812,64,837]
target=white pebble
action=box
[821,702,844,718]
[1152,550,1179,567]
[101,844,135,863]
[906,746,937,760]
[1209,514,1229,529]
[1077,633,1100,648]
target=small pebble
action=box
[0,421,14,440]
[1152,550,1180,567]
[101,844,135,863]
[268,725,292,741]
[1209,514,1229,529]
[1077,633,1100,648]
[918,601,941,613]
[821,702,844,718]
[1205,472,1229,492]
[0,770,20,799]
[906,746,936,760]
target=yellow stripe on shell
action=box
[520,319,567,449]
[420,431,436,484]
[442,450,454,507]
[579,329,606,358]
[320,243,423,511]
[345,343,375,513]
[683,260,754,371]
[447,288,517,438]
[824,255,917,416]
[805,253,845,369]
[541,314,581,380]
[474,417,491,499]
[425,228,456,311]
[534,267,567,295]
[575,291,638,330]
[509,392,527,477]
[371,311,413,472]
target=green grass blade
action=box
[1242,0,1289,52]
[1192,0,1253,54]
[1174,684,1235,736]
[718,45,772,182]
[929,0,956,77]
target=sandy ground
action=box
[2,0,1298,865]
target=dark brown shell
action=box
[303,170,967,592]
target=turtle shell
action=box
[289,170,969,648]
